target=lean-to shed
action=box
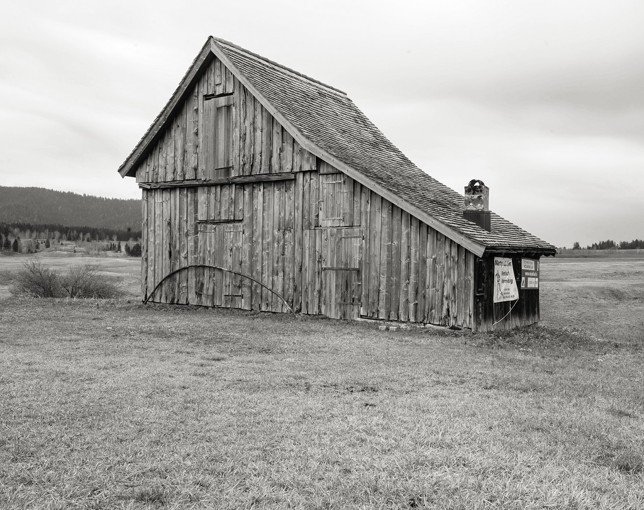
[118,36,556,331]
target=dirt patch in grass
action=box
[472,325,626,357]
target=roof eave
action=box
[483,246,557,257]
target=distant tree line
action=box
[0,186,141,231]
[0,222,141,243]
[572,239,644,250]
[0,223,142,257]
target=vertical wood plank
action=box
[175,104,186,181]
[408,216,419,322]
[417,223,428,323]
[389,205,401,321]
[247,93,255,175]
[302,228,311,314]
[451,240,459,326]
[360,185,370,316]
[203,97,216,179]
[196,73,207,180]
[310,171,320,228]
[379,199,391,321]
[149,190,157,301]
[171,189,179,303]
[238,87,248,176]
[231,78,240,177]
[274,181,284,311]
[214,58,223,95]
[426,229,437,324]
[465,251,474,328]
[293,141,303,172]
[187,189,198,303]
[158,131,167,183]
[261,183,273,311]
[399,211,410,321]
[178,187,188,304]
[343,173,353,226]
[154,190,163,300]
[253,95,263,175]
[271,118,283,173]
[284,180,295,310]
[302,170,311,229]
[141,190,148,300]
[352,181,361,227]
[167,117,176,181]
[251,183,263,310]
[261,107,272,174]
[282,130,294,173]
[313,228,322,314]
[220,184,230,220]
[225,65,234,93]
[368,193,382,318]
[186,82,198,180]
[234,184,244,221]
[240,185,252,310]
[293,172,304,312]
[436,233,446,324]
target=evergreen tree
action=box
[12,238,20,252]
[45,238,50,249]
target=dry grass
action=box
[540,256,644,346]
[0,254,140,300]
[0,254,643,508]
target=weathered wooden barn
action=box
[118,37,556,331]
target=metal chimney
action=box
[463,179,491,232]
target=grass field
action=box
[1,253,643,509]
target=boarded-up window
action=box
[204,94,233,179]
[319,173,354,227]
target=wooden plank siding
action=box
[136,56,477,329]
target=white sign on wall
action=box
[493,257,519,303]
[520,258,539,289]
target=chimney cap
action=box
[465,179,487,194]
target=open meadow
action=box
[0,252,642,509]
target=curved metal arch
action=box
[144,264,293,313]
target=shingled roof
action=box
[119,36,556,257]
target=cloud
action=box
[1,0,643,246]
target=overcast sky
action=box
[1,0,642,248]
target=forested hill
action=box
[0,186,141,231]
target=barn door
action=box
[197,222,243,308]
[320,227,363,319]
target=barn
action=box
[118,36,556,331]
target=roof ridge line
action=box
[211,36,347,97]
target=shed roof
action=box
[119,36,556,257]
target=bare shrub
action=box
[10,262,123,299]
[60,265,123,299]
[10,261,61,297]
